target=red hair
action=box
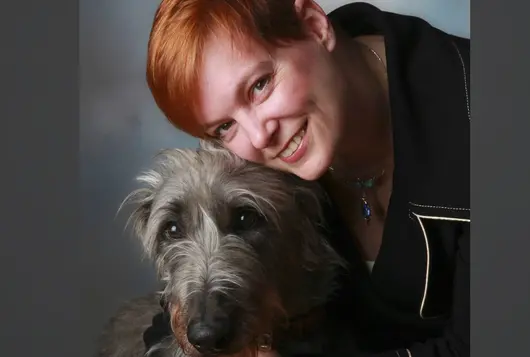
[146,0,308,137]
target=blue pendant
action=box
[361,196,372,222]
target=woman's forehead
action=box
[203,31,271,72]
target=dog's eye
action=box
[162,221,181,239]
[232,207,263,233]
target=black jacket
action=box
[143,3,470,357]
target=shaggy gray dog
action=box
[98,141,355,357]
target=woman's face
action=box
[196,2,349,181]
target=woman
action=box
[142,1,470,356]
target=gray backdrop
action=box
[80,0,470,354]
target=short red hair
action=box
[146,0,308,137]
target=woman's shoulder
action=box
[328,3,470,218]
[328,2,468,39]
[328,2,469,71]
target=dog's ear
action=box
[120,187,153,238]
[119,169,162,239]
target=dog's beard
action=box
[167,288,286,357]
[155,227,284,356]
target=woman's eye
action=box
[214,120,235,138]
[251,75,271,97]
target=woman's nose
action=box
[236,109,279,150]
[249,119,279,149]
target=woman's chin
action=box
[291,160,331,182]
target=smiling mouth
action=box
[279,122,307,158]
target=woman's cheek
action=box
[226,136,264,163]
[261,76,311,119]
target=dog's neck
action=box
[285,304,328,334]
[266,265,347,355]
[284,253,345,316]
[270,304,336,357]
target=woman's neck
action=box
[328,32,393,180]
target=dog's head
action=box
[121,140,345,356]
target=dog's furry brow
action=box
[157,200,183,215]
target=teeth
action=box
[280,129,305,158]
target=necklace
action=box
[328,42,388,224]
[328,167,386,223]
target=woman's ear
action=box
[293,0,336,52]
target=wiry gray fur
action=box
[98,140,347,357]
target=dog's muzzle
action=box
[186,291,240,354]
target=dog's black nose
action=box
[186,319,230,354]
